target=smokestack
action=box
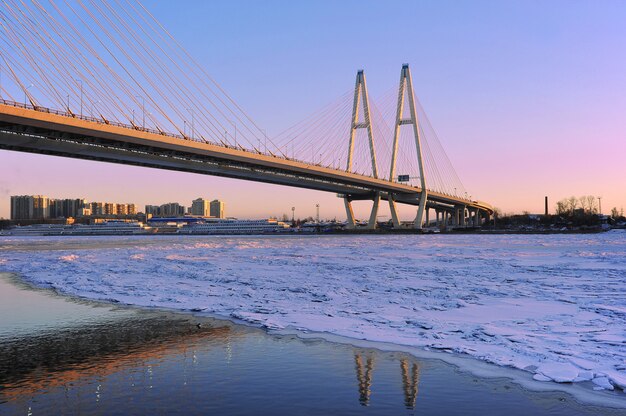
[545,196,549,216]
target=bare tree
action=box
[579,196,588,213]
[584,195,597,214]
[556,199,569,216]
[611,207,620,218]
[567,196,578,215]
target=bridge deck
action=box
[0,102,493,214]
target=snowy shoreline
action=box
[1,232,625,406]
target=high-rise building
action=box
[191,198,210,216]
[49,199,63,219]
[145,205,160,217]
[91,202,104,216]
[59,198,87,218]
[116,204,127,216]
[31,195,50,219]
[10,195,33,220]
[10,196,137,220]
[11,195,50,220]
[210,199,225,219]
[158,202,185,217]
[104,203,116,216]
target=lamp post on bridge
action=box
[598,196,602,215]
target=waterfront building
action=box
[10,196,136,221]
[60,198,88,218]
[104,203,116,216]
[10,195,33,220]
[145,205,160,217]
[159,202,186,217]
[10,195,50,220]
[210,199,225,219]
[116,204,127,216]
[31,195,50,219]
[91,202,104,216]
[191,198,210,216]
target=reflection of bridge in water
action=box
[355,353,421,409]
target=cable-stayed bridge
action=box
[0,0,493,229]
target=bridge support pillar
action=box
[367,193,381,230]
[388,195,401,228]
[425,208,430,228]
[344,198,356,229]
[413,192,428,229]
[474,210,481,227]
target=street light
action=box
[598,196,602,215]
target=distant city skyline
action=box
[7,193,227,221]
[1,0,625,219]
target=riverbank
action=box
[0,272,621,415]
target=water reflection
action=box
[354,353,374,405]
[353,353,421,409]
[0,312,235,402]
[401,358,421,409]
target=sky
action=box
[1,0,625,220]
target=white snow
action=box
[1,233,625,397]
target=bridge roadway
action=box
[0,101,493,218]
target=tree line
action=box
[555,195,623,219]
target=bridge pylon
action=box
[388,64,428,229]
[344,70,380,229]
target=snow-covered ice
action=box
[1,232,625,396]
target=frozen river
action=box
[1,232,624,398]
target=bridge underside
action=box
[0,123,376,197]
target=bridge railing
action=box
[0,98,366,172]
